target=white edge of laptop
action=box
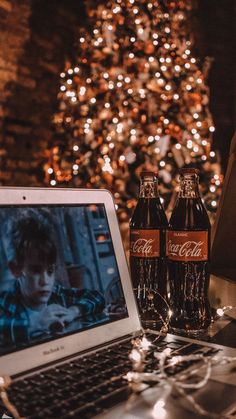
[0,187,141,376]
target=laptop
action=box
[0,186,235,419]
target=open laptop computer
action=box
[0,187,235,419]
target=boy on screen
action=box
[0,212,105,347]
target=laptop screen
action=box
[0,204,128,356]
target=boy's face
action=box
[18,251,56,310]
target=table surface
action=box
[99,275,236,419]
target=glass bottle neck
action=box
[139,177,159,198]
[179,175,200,198]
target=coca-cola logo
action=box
[167,231,208,261]
[130,229,160,257]
[131,238,155,255]
[168,240,203,258]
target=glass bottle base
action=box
[141,318,167,332]
[169,326,209,338]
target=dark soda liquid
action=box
[130,198,168,329]
[168,197,212,334]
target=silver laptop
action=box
[0,187,235,419]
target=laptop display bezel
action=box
[0,187,141,376]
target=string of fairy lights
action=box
[1,304,235,419]
[127,331,236,419]
[45,0,223,223]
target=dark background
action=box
[194,0,235,172]
[0,0,234,185]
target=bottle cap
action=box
[140,171,158,178]
[179,167,199,176]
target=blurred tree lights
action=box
[44,0,222,230]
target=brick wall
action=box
[0,0,84,185]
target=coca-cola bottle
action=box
[130,171,168,329]
[167,168,212,335]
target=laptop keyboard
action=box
[1,335,220,419]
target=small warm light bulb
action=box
[130,349,142,363]
[140,336,152,351]
[217,308,224,317]
[152,399,166,419]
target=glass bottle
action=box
[167,168,211,335]
[130,171,168,329]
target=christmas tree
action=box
[45,0,222,233]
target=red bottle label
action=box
[130,229,160,257]
[167,231,208,261]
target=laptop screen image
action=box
[0,203,128,356]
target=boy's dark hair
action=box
[9,212,57,268]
